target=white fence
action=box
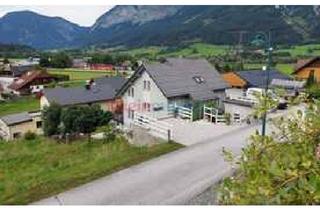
[227,94,257,104]
[203,105,226,123]
[168,103,193,121]
[133,113,173,141]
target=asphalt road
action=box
[33,122,261,205]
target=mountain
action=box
[0,11,88,49]
[89,5,320,47]
[1,6,320,49]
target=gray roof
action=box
[119,58,228,101]
[11,65,35,77]
[271,78,305,89]
[44,76,126,106]
[236,70,291,88]
[0,112,32,126]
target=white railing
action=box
[133,113,173,141]
[227,94,257,104]
[168,103,193,121]
[203,105,225,124]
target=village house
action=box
[222,69,291,122]
[0,111,42,141]
[8,70,57,95]
[40,76,126,121]
[90,63,114,71]
[72,58,89,69]
[293,57,320,82]
[117,58,228,127]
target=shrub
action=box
[24,131,37,140]
[218,102,320,204]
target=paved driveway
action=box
[162,118,248,146]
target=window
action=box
[143,102,151,112]
[147,81,151,90]
[36,121,42,128]
[193,76,205,84]
[144,81,151,91]
[128,109,135,119]
[13,132,21,139]
[128,87,135,97]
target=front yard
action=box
[0,137,183,204]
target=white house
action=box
[117,58,229,127]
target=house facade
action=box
[118,58,228,127]
[0,112,42,141]
[293,57,320,82]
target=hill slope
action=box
[89,5,320,47]
[0,11,88,49]
[1,6,320,49]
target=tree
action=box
[218,100,320,204]
[50,53,72,68]
[3,57,9,64]
[42,103,62,136]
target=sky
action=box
[0,5,114,26]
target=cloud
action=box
[0,5,113,26]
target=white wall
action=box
[122,71,169,127]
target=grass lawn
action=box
[48,68,115,81]
[0,96,39,116]
[0,137,183,204]
[244,63,294,75]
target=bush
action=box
[218,102,320,204]
[24,131,37,140]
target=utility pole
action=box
[261,31,272,137]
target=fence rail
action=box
[133,113,173,141]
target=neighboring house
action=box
[293,57,320,82]
[117,58,228,127]
[40,76,127,121]
[72,58,89,69]
[8,70,57,95]
[0,112,42,141]
[223,70,290,123]
[90,64,114,71]
[10,64,36,77]
[0,77,14,93]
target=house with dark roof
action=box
[0,111,42,141]
[223,69,291,123]
[222,69,291,89]
[293,57,320,82]
[8,70,57,95]
[116,58,228,126]
[40,76,127,120]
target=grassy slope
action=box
[0,97,39,116]
[0,138,183,204]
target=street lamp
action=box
[252,31,273,136]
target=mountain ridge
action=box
[1,6,320,49]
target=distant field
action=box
[0,96,39,116]
[244,63,294,75]
[277,44,320,57]
[117,43,229,58]
[0,138,183,204]
[48,68,115,81]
